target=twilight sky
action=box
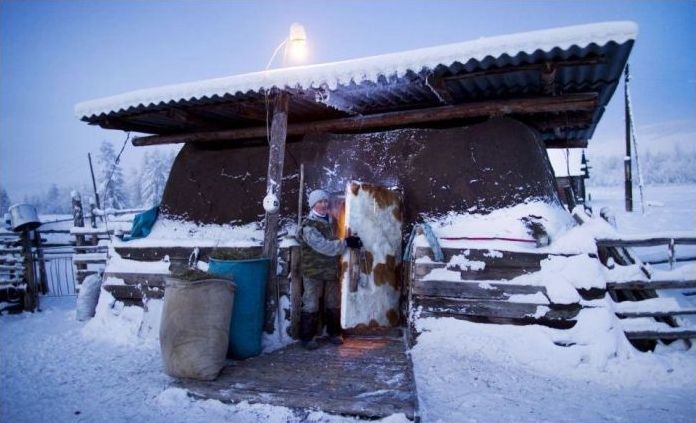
[1,0,694,200]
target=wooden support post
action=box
[72,191,87,286]
[262,90,290,333]
[88,198,97,229]
[624,64,633,212]
[32,229,48,295]
[289,245,302,339]
[20,231,37,311]
[563,186,576,212]
[88,197,99,245]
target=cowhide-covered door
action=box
[340,181,402,329]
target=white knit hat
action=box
[308,189,329,208]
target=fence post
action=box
[32,229,48,295]
[20,231,37,311]
[668,238,675,270]
[88,197,97,228]
[88,197,99,245]
[72,191,87,285]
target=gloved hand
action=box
[345,236,363,249]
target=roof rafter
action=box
[132,92,598,146]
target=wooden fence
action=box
[596,235,696,269]
[0,193,138,313]
[0,228,49,312]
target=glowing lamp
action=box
[266,23,309,69]
[287,23,308,63]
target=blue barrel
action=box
[208,257,269,359]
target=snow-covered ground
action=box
[2,184,695,423]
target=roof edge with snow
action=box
[75,21,638,120]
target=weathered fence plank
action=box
[412,278,546,299]
[597,237,696,248]
[114,246,263,262]
[414,246,550,266]
[624,328,696,341]
[414,296,580,321]
[607,280,696,290]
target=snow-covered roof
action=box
[76,21,636,148]
[76,21,637,119]
[548,149,584,177]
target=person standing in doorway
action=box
[298,189,362,350]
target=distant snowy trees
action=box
[97,141,128,210]
[586,146,696,186]
[96,142,175,209]
[18,184,86,215]
[0,186,11,215]
[126,150,176,208]
[128,168,143,208]
[138,150,176,208]
[42,184,63,214]
[2,143,177,215]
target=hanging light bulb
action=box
[265,23,309,70]
[287,23,308,64]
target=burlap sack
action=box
[159,277,235,380]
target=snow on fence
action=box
[0,193,137,313]
[407,208,696,350]
[596,233,696,269]
[69,193,139,287]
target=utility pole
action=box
[624,64,633,212]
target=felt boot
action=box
[325,308,344,345]
[300,312,320,350]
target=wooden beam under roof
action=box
[163,108,228,129]
[425,74,455,104]
[528,112,594,131]
[132,92,598,146]
[440,56,605,82]
[128,108,231,133]
[99,117,176,135]
[545,139,588,148]
[212,101,268,122]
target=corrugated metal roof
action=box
[76,21,637,145]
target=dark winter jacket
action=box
[298,212,345,281]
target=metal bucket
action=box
[8,203,41,232]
